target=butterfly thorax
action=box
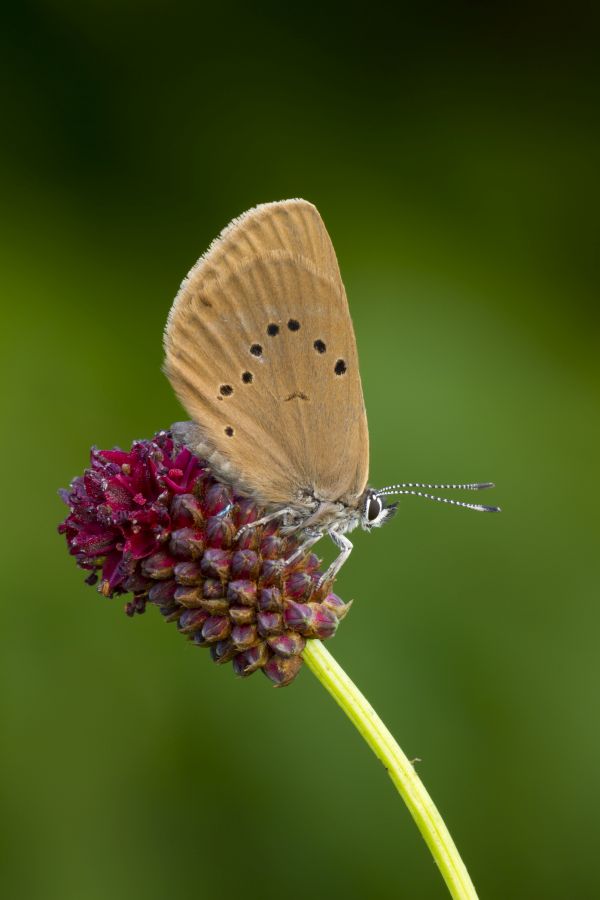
[298,500,360,532]
[281,497,363,537]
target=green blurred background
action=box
[2,4,598,898]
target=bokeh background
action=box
[2,4,598,899]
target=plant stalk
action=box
[302,639,478,900]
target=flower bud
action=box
[260,535,286,559]
[161,603,181,622]
[200,548,232,580]
[173,560,203,585]
[205,516,236,549]
[263,655,303,687]
[173,585,202,608]
[257,587,282,612]
[204,483,234,516]
[210,639,238,664]
[305,604,338,640]
[231,623,258,651]
[229,605,256,625]
[257,611,282,636]
[258,559,284,588]
[201,616,231,643]
[197,597,229,615]
[283,600,312,632]
[227,579,257,606]
[148,580,178,605]
[322,593,352,621]
[141,551,176,580]
[235,526,261,552]
[123,572,152,593]
[235,499,260,529]
[170,493,204,528]
[203,579,225,599]
[284,572,313,602]
[170,527,205,559]
[267,632,305,658]
[178,608,209,634]
[231,550,260,580]
[232,642,269,676]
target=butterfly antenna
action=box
[378,482,495,492]
[376,483,500,512]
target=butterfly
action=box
[163,199,499,587]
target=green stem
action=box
[302,639,478,900]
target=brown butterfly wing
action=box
[164,200,369,509]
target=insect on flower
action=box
[164,199,500,586]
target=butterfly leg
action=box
[235,507,297,541]
[317,530,353,588]
[285,528,323,567]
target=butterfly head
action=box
[358,480,501,533]
[360,489,398,531]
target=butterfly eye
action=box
[367,495,383,522]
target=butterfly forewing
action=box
[164,199,369,510]
[166,198,342,304]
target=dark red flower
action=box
[58,430,351,686]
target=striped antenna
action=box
[376,483,500,513]
[377,482,495,493]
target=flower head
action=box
[58,431,351,686]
